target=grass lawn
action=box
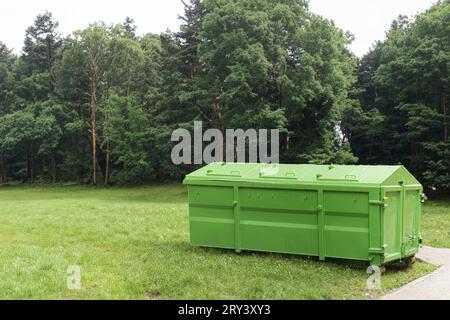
[0,184,444,300]
[422,198,450,248]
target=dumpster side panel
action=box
[239,188,319,255]
[323,191,370,260]
[188,185,235,249]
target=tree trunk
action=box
[91,74,97,185]
[279,84,283,109]
[0,152,4,184]
[443,94,448,142]
[30,142,34,184]
[52,150,56,183]
[80,108,86,184]
[26,143,31,183]
[104,140,110,185]
[104,91,110,185]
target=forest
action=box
[0,0,448,192]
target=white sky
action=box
[0,0,439,57]
[309,0,438,56]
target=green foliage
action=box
[0,42,16,116]
[343,1,450,191]
[0,108,35,152]
[195,0,356,164]
[20,11,62,99]
[107,93,154,183]
[0,1,448,188]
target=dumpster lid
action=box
[183,163,420,186]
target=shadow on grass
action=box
[195,246,420,272]
[156,241,371,271]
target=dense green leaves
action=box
[0,0,448,190]
[343,1,450,192]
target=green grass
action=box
[0,185,442,300]
[422,198,450,248]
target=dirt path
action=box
[382,246,450,300]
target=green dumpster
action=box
[183,163,424,266]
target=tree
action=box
[7,12,64,182]
[107,93,154,183]
[103,26,161,184]
[4,3,447,190]
[123,17,138,39]
[0,42,16,183]
[34,100,63,182]
[21,11,62,97]
[58,23,163,184]
[196,0,356,163]
[60,24,110,184]
[343,1,450,191]
[0,108,36,182]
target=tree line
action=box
[343,0,449,191]
[0,0,448,192]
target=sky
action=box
[308,0,437,56]
[0,0,439,57]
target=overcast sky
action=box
[0,0,438,57]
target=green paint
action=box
[184,163,423,266]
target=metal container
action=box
[183,163,424,266]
